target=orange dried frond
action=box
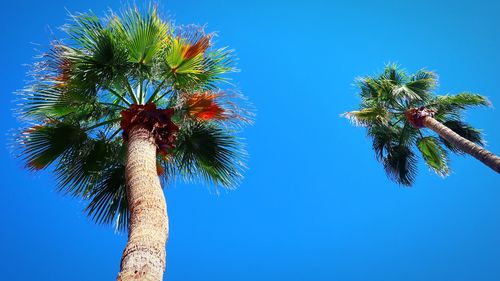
[187,92,226,121]
[182,35,211,60]
[22,125,43,136]
[54,59,72,87]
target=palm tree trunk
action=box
[117,125,169,281]
[423,116,500,173]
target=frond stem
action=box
[106,88,132,106]
[122,77,139,104]
[153,89,173,104]
[107,127,122,141]
[146,79,167,104]
[138,79,144,104]
[391,116,405,127]
[85,118,122,131]
[99,102,128,110]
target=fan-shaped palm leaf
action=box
[172,123,246,188]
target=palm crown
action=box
[17,7,251,231]
[345,64,490,186]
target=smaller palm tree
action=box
[344,64,500,186]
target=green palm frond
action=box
[20,83,122,124]
[367,125,398,161]
[84,163,128,232]
[53,136,128,230]
[19,122,87,170]
[198,47,235,87]
[432,93,490,108]
[392,84,419,101]
[374,79,398,101]
[343,107,389,126]
[173,123,246,188]
[383,144,417,186]
[356,77,379,99]
[20,84,92,119]
[416,137,449,176]
[65,12,105,50]
[111,7,169,66]
[405,70,437,102]
[65,14,129,87]
[369,123,419,185]
[21,127,129,230]
[431,93,490,121]
[380,63,406,85]
[55,138,125,196]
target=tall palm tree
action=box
[344,64,499,186]
[16,7,252,281]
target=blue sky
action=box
[1,0,500,280]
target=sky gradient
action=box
[1,0,500,280]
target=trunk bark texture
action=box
[423,116,500,173]
[117,125,169,281]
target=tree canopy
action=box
[16,6,252,231]
[344,64,490,186]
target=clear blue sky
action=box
[1,0,500,280]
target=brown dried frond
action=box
[182,35,211,60]
[121,104,179,155]
[405,107,435,128]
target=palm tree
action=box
[16,7,252,281]
[344,64,499,186]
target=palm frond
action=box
[111,6,169,66]
[19,83,121,125]
[65,13,129,87]
[343,107,389,126]
[53,137,128,231]
[380,63,405,84]
[392,70,436,103]
[20,84,93,119]
[367,125,398,161]
[19,122,87,170]
[430,93,490,121]
[356,77,379,99]
[163,26,236,92]
[405,70,437,102]
[416,137,449,176]
[173,123,246,188]
[54,138,125,196]
[433,93,490,107]
[392,85,423,102]
[197,47,236,88]
[84,163,128,232]
[383,145,417,186]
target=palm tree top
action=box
[16,6,253,231]
[344,64,490,186]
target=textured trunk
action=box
[423,116,500,173]
[117,125,169,281]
